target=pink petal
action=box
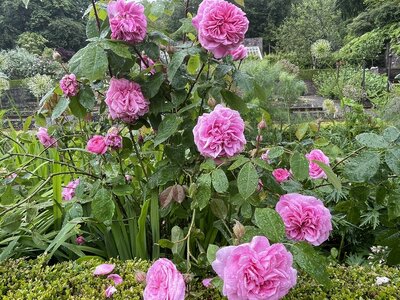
[107,273,123,285]
[105,285,117,298]
[93,263,115,275]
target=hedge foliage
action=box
[1,257,399,299]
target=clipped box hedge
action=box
[1,257,399,299]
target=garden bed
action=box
[1,257,399,299]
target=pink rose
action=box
[60,74,79,97]
[272,168,291,183]
[87,135,108,155]
[36,127,58,148]
[105,285,117,298]
[93,263,115,276]
[212,236,297,300]
[276,193,332,246]
[105,78,149,123]
[202,278,212,288]
[193,104,246,158]
[229,45,248,61]
[193,0,249,58]
[141,55,156,75]
[144,258,185,300]
[305,149,330,179]
[75,235,85,245]
[105,127,123,150]
[108,0,147,43]
[62,179,80,201]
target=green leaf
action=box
[187,54,200,75]
[158,239,174,249]
[171,226,185,256]
[355,133,389,149]
[52,97,69,120]
[210,198,228,219]
[200,159,216,171]
[78,85,96,110]
[388,188,400,221]
[221,89,249,114]
[292,242,331,286]
[142,72,164,99]
[385,148,400,175]
[92,188,115,223]
[69,43,108,81]
[1,211,22,233]
[343,151,380,182]
[212,169,229,193]
[254,208,285,242]
[314,161,342,191]
[207,244,219,265]
[69,96,87,119]
[0,237,19,261]
[233,70,254,93]
[101,40,132,59]
[112,184,134,196]
[268,146,285,159]
[234,0,244,6]
[228,155,250,171]
[237,162,258,200]
[154,115,182,146]
[192,174,211,210]
[296,123,309,140]
[290,151,309,181]
[168,51,187,82]
[383,126,400,143]
[252,157,273,171]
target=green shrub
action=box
[16,32,49,56]
[1,257,399,299]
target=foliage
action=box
[1,257,399,299]
[311,39,332,68]
[16,32,48,55]
[0,0,87,51]
[313,66,388,106]
[0,73,10,97]
[276,0,344,67]
[0,48,61,80]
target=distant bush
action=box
[0,48,61,80]
[16,32,48,55]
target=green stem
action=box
[129,129,148,181]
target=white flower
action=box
[375,276,390,286]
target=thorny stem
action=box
[332,146,366,170]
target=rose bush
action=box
[4,0,400,299]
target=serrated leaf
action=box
[237,162,258,199]
[254,208,285,242]
[142,72,164,99]
[200,159,216,171]
[268,146,285,159]
[187,54,200,75]
[212,169,229,193]
[252,157,272,171]
[210,198,228,219]
[52,97,69,120]
[92,188,115,222]
[296,123,309,141]
[228,155,249,170]
[314,161,342,191]
[154,115,182,146]
[221,89,249,114]
[192,174,211,210]
[292,242,331,286]
[355,133,389,149]
[168,51,187,82]
[101,40,132,59]
[78,85,96,110]
[383,126,400,142]
[290,151,309,181]
[385,148,400,175]
[343,151,380,182]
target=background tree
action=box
[276,0,345,67]
[0,0,87,51]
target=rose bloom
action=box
[192,0,249,58]
[105,78,150,123]
[87,135,108,155]
[305,149,330,179]
[276,193,332,246]
[193,104,246,159]
[105,127,123,150]
[212,236,297,300]
[75,235,85,245]
[272,168,291,183]
[62,179,80,201]
[143,258,185,300]
[261,150,272,163]
[60,74,79,97]
[229,45,248,61]
[108,0,147,43]
[36,127,58,148]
